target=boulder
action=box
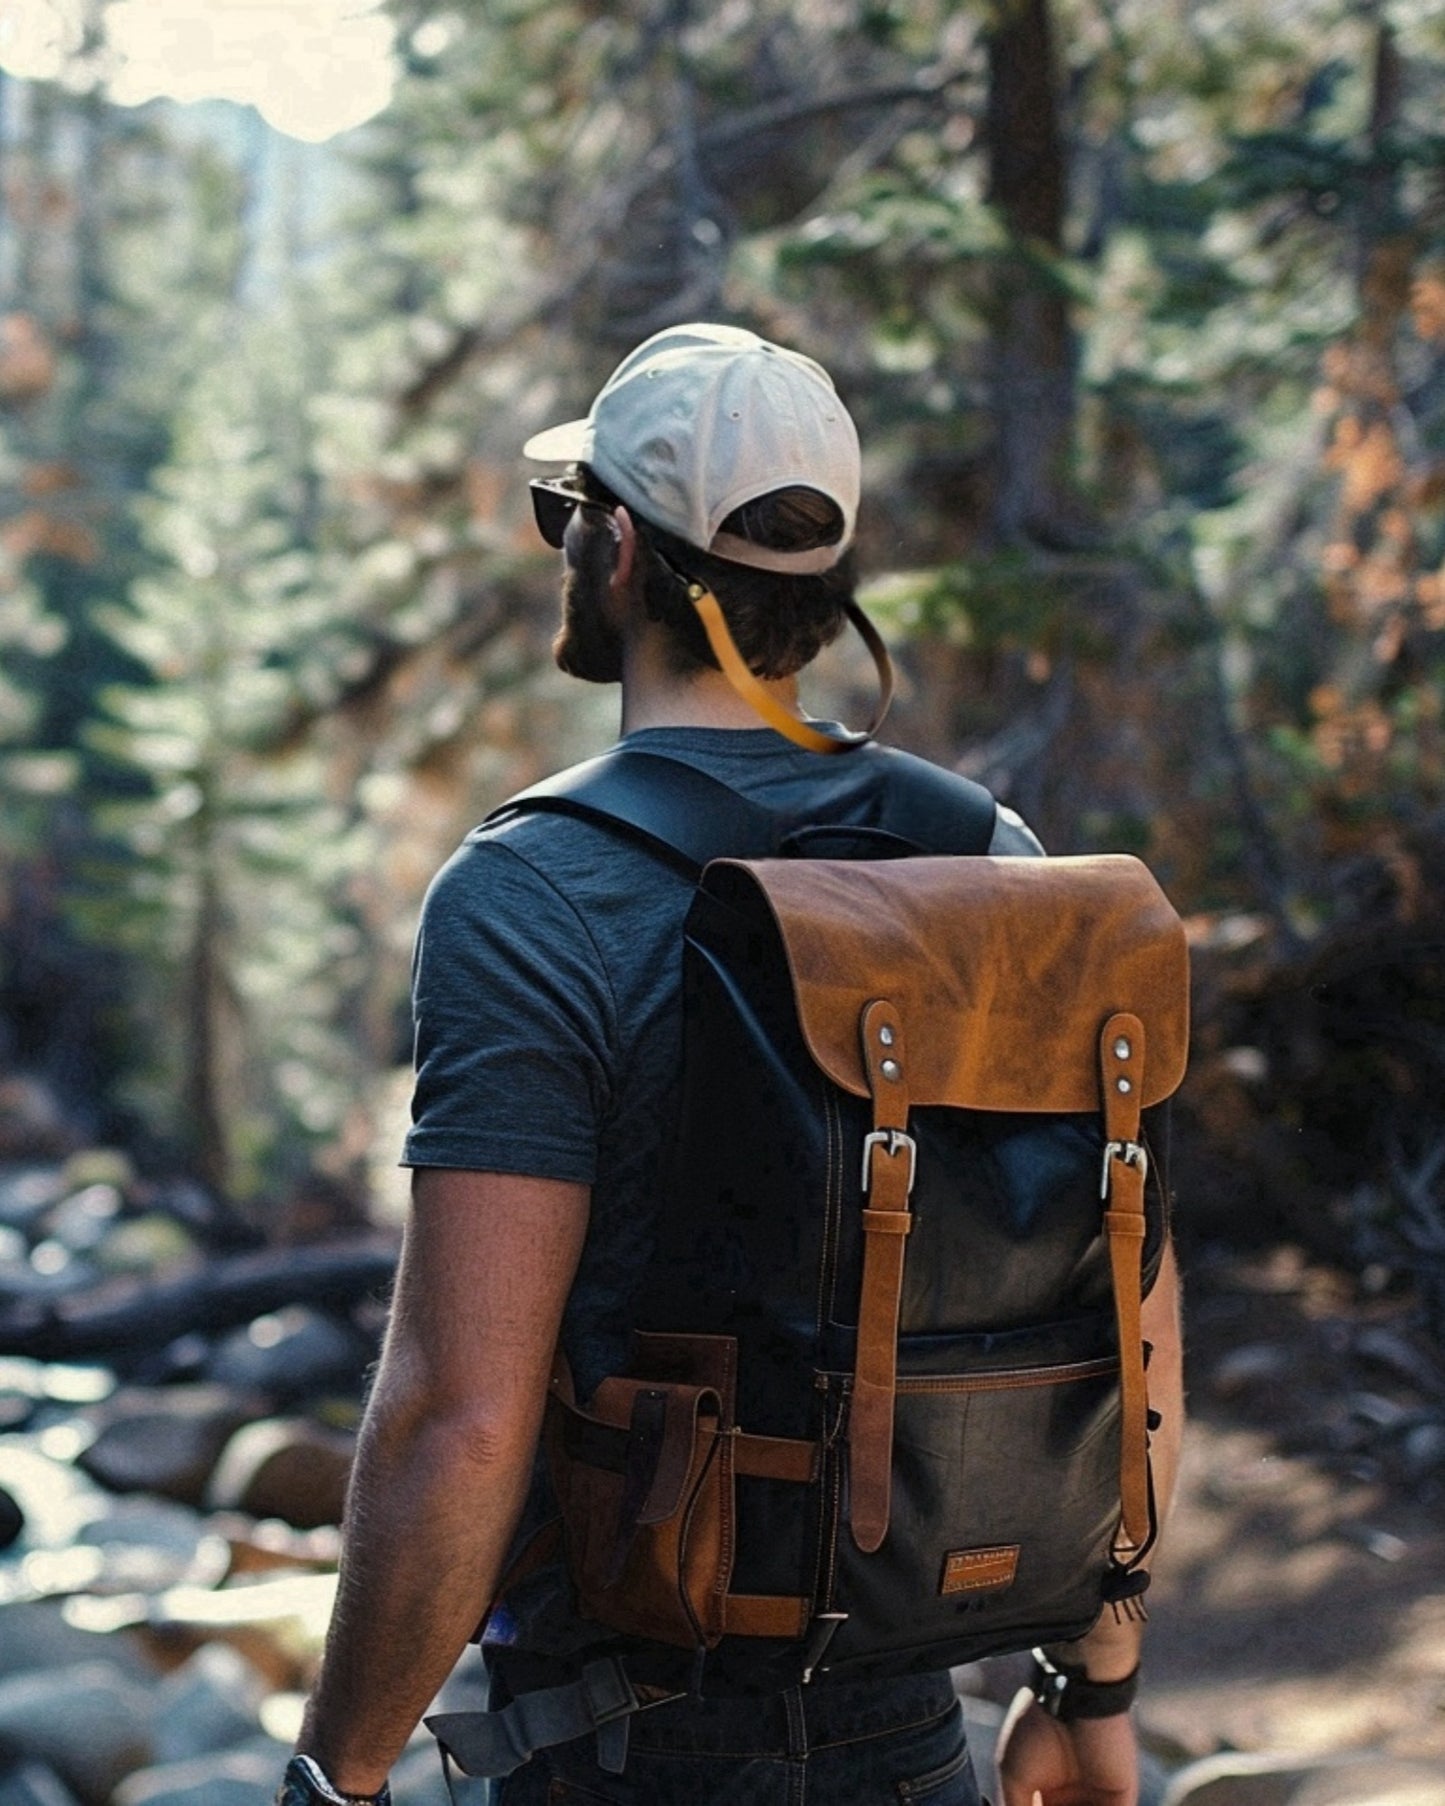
[0,1660,155,1803]
[390,1743,453,1806]
[206,1418,355,1529]
[92,1215,197,1278]
[206,1307,372,1404]
[1161,1750,1445,1806]
[77,1385,258,1505]
[0,1602,156,1684]
[0,1761,83,1806]
[111,1737,289,1806]
[0,1488,21,1550]
[151,1645,268,1767]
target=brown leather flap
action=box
[702,855,1188,1111]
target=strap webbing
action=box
[483,745,998,876]
[426,1658,670,1782]
[486,748,785,874]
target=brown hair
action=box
[577,466,855,679]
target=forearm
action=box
[297,1392,535,1794]
[293,1168,588,1795]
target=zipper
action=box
[895,1356,1118,1396]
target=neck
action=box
[618,631,802,736]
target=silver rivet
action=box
[1116,1076,1132,1094]
[881,1059,900,1080]
[879,1026,895,1047]
[1114,1037,1131,1061]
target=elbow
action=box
[360,1372,539,1478]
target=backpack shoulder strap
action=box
[484,744,1000,873]
[483,747,785,875]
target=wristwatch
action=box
[276,1754,392,1806]
[1030,1649,1140,1722]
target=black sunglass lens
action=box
[530,485,577,549]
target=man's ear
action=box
[609,506,636,597]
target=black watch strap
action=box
[1030,1650,1140,1722]
[277,1754,392,1806]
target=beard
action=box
[553,540,624,684]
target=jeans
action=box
[477,1669,986,1806]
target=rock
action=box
[41,1185,122,1255]
[1401,1418,1445,1478]
[0,1169,63,1232]
[206,1307,372,1404]
[0,1084,71,1162]
[76,1495,230,1593]
[0,1490,21,1551]
[0,1761,84,1806]
[138,1179,260,1253]
[111,1737,289,1806]
[1211,1343,1292,1399]
[1160,1751,1445,1806]
[151,1645,268,1766]
[206,1418,355,1529]
[1353,1326,1445,1396]
[77,1385,258,1505]
[0,1444,105,1550]
[0,1602,156,1683]
[0,1660,155,1803]
[390,1742,453,1806]
[58,1151,134,1194]
[92,1214,198,1278]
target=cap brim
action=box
[522,419,592,461]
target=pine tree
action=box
[84,336,369,1202]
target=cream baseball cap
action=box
[522,323,860,575]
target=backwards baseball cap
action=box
[522,322,860,575]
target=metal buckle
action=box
[1099,1139,1148,1199]
[861,1129,917,1196]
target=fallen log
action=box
[0,1234,399,1362]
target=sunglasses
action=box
[528,477,615,550]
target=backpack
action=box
[427,745,1188,1784]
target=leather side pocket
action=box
[546,1364,735,1649]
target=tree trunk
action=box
[982,0,1078,547]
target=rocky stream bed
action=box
[0,1149,1439,1806]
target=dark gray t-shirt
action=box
[402,724,1041,1658]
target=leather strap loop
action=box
[850,998,913,1553]
[691,588,893,755]
[1099,1012,1151,1550]
[721,1592,812,1639]
[861,1208,913,1235]
[731,1431,820,1483]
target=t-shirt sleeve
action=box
[988,802,1046,856]
[401,834,617,1182]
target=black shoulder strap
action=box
[484,745,997,876]
[484,749,787,875]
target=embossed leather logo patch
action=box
[940,1545,1020,1595]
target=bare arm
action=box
[996,1236,1184,1806]
[295,1167,590,1796]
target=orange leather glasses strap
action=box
[689,586,893,755]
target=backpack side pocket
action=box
[546,1363,735,1649]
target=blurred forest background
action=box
[1,0,1444,1338]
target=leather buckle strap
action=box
[849,998,913,1554]
[1099,1013,1152,1551]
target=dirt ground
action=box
[1134,1243,1445,1768]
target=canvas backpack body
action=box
[427,745,1188,1784]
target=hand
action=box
[995,1690,1138,1806]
